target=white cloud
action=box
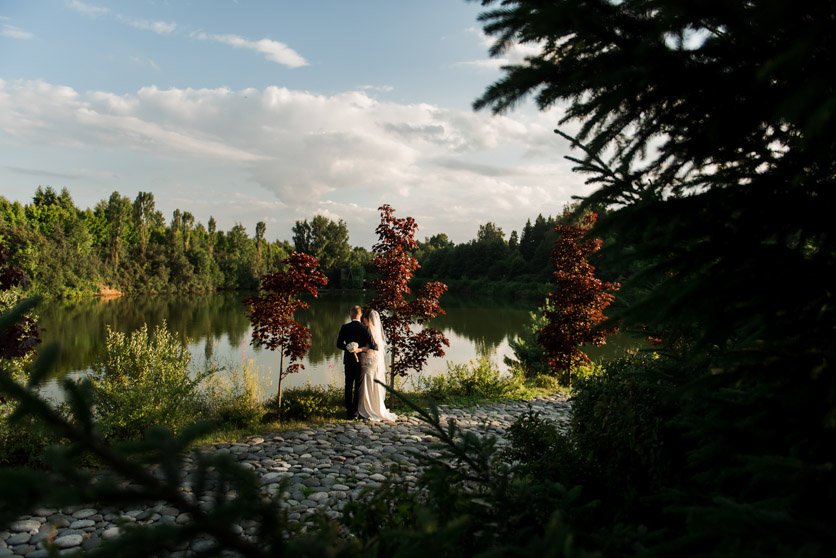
[359,84,394,93]
[121,17,177,35]
[70,2,175,36]
[191,32,308,68]
[129,56,160,70]
[68,1,109,15]
[0,78,588,245]
[460,27,543,70]
[1,24,33,39]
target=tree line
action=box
[0,186,576,298]
[0,187,290,296]
[0,188,378,297]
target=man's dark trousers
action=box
[343,358,363,420]
[336,319,377,419]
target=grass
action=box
[189,357,566,448]
[2,356,567,464]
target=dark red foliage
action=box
[538,213,620,378]
[368,205,449,381]
[0,245,42,361]
[244,252,327,380]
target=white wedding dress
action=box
[357,311,398,422]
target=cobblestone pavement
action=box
[0,395,570,557]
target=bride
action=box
[356,309,398,422]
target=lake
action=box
[34,291,639,397]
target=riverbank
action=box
[0,394,570,556]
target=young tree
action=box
[538,213,619,384]
[368,205,449,389]
[244,252,327,416]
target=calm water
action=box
[35,291,638,397]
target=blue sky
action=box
[1,0,588,247]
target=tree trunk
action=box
[278,351,284,421]
[389,348,397,391]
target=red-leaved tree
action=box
[244,252,327,416]
[538,213,620,384]
[368,205,449,389]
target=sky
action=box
[0,0,590,248]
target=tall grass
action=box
[409,356,529,402]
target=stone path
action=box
[0,395,570,557]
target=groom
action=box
[336,305,377,420]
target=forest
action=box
[0,186,571,299]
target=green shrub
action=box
[505,307,552,378]
[528,373,562,391]
[502,406,566,471]
[90,322,210,441]
[271,383,343,421]
[0,415,60,468]
[200,361,266,429]
[569,352,681,511]
[412,356,524,401]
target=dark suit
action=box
[336,319,378,419]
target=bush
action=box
[569,353,682,514]
[270,383,343,422]
[528,373,562,391]
[200,361,266,429]
[411,356,525,401]
[505,307,552,378]
[0,415,60,467]
[502,406,566,471]
[90,322,210,441]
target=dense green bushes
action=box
[201,362,266,430]
[505,306,552,377]
[0,416,60,468]
[89,323,269,440]
[411,356,527,401]
[90,323,208,440]
[267,383,344,422]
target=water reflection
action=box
[36,292,638,394]
[37,292,252,378]
[37,292,534,390]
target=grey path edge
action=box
[1,395,570,556]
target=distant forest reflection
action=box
[37,292,537,390]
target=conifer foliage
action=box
[244,252,327,414]
[538,213,618,381]
[475,0,836,554]
[368,205,449,387]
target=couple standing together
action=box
[336,306,398,422]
